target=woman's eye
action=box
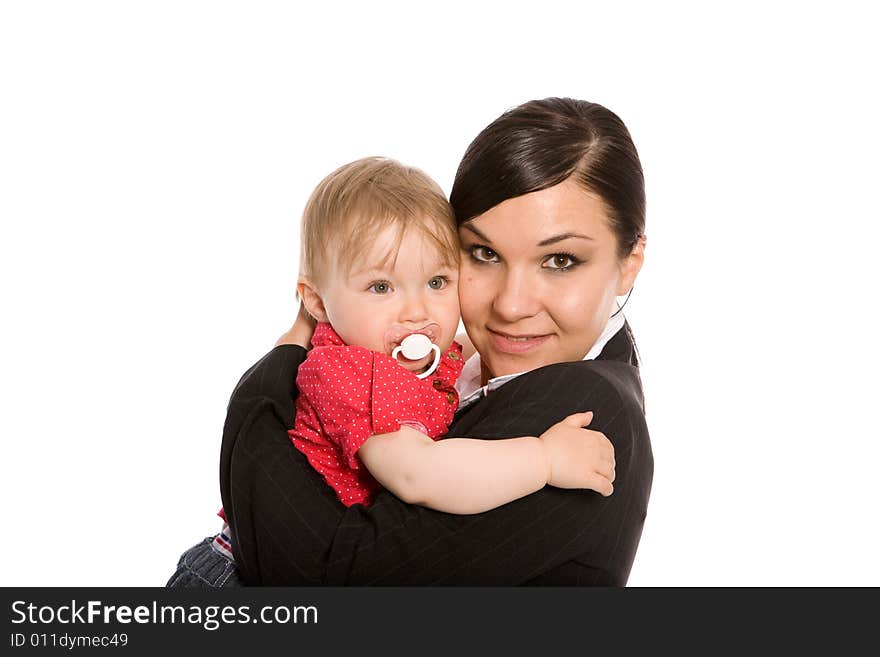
[369,281,392,294]
[428,276,448,290]
[469,245,499,263]
[542,253,580,271]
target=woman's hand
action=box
[539,412,616,496]
[275,302,317,348]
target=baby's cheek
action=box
[446,287,462,313]
[361,317,390,353]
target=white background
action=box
[2,1,878,586]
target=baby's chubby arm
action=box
[358,412,615,515]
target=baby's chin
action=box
[394,353,434,373]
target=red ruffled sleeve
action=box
[296,342,464,467]
[295,345,377,469]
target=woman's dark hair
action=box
[450,97,645,258]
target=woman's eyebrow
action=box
[462,225,593,246]
[460,224,492,242]
[537,232,594,246]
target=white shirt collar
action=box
[454,311,626,410]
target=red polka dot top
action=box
[289,322,465,507]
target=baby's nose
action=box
[399,292,430,323]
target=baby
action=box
[291,157,615,513]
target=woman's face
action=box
[458,179,644,382]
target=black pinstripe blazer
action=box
[219,323,653,585]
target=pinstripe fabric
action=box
[220,324,653,586]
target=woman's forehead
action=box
[460,181,613,246]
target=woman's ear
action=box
[297,278,329,323]
[616,235,646,296]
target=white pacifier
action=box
[391,333,441,379]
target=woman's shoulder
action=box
[522,320,646,414]
[450,357,647,444]
[507,358,645,418]
[231,343,309,403]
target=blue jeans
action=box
[166,537,244,588]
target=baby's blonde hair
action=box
[300,157,459,285]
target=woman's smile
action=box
[487,328,553,354]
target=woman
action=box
[169,97,653,586]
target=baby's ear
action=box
[297,278,329,323]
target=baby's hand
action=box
[275,302,317,348]
[539,412,616,496]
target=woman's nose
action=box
[491,268,541,321]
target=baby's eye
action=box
[369,281,392,294]
[428,276,448,290]
[542,253,581,271]
[469,245,499,263]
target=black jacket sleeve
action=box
[219,345,344,585]
[221,347,653,586]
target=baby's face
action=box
[319,225,460,373]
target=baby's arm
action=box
[358,412,615,515]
